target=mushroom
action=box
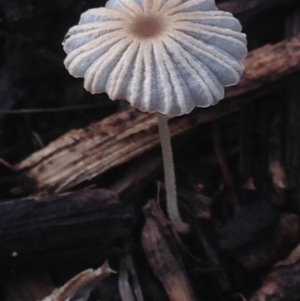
[63,0,247,233]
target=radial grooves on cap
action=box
[63,0,247,116]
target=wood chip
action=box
[40,262,114,301]
[141,200,197,301]
[249,244,300,301]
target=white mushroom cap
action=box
[63,0,247,116]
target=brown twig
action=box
[0,158,17,172]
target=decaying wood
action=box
[41,262,114,301]
[0,189,134,270]
[249,244,300,301]
[12,34,300,194]
[141,200,196,301]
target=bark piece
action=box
[13,35,300,194]
[0,189,134,269]
[41,262,114,301]
[250,244,300,301]
[141,200,197,301]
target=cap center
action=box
[130,16,164,38]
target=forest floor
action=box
[0,0,300,301]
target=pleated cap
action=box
[63,0,247,116]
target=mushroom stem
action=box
[156,113,190,233]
